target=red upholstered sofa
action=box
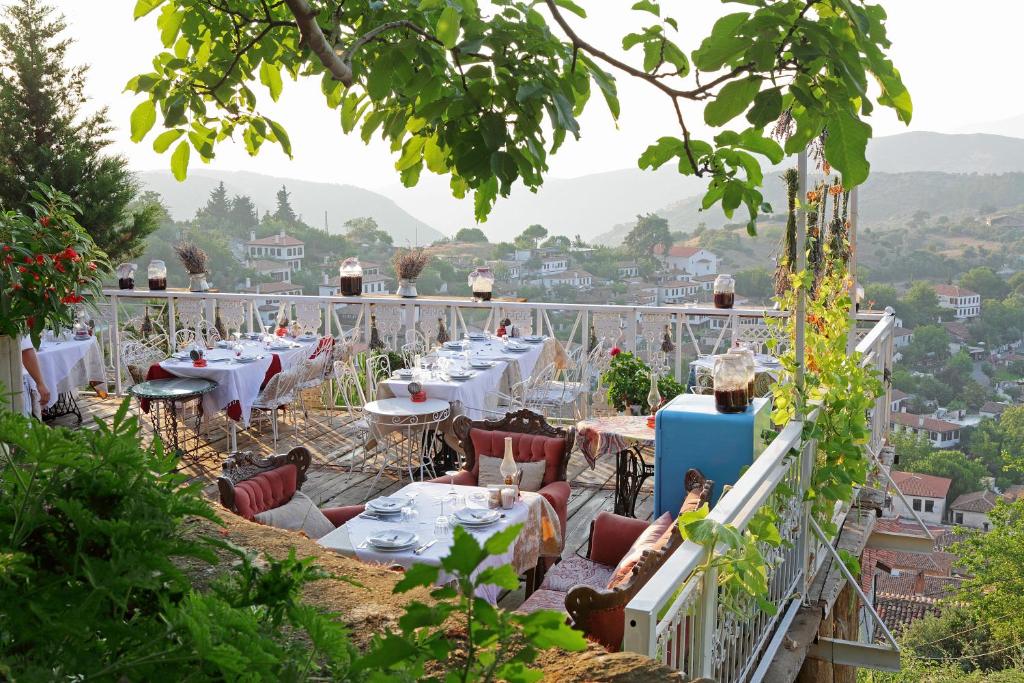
[517,468,713,652]
[218,447,364,528]
[429,409,574,561]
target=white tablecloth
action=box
[380,337,550,420]
[29,336,106,409]
[318,481,562,604]
[156,338,316,426]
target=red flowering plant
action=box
[0,185,109,347]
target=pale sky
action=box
[34,1,1024,189]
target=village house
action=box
[934,284,981,320]
[887,470,952,524]
[540,269,593,290]
[890,412,962,448]
[653,245,719,276]
[246,229,305,274]
[949,485,1024,531]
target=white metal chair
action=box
[294,351,332,420]
[251,366,301,448]
[120,338,165,386]
[331,360,374,471]
[366,353,392,400]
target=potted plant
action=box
[392,248,429,298]
[0,185,108,412]
[173,240,210,292]
[601,349,686,414]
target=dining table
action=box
[318,481,563,604]
[377,335,564,420]
[25,335,107,421]
[576,415,656,518]
[143,335,321,427]
[363,397,452,497]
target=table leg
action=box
[613,445,655,518]
[41,392,82,425]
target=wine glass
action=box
[444,469,460,495]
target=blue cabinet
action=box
[653,394,771,517]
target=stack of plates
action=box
[269,343,294,351]
[366,496,406,516]
[234,356,260,363]
[447,370,474,381]
[470,360,496,370]
[443,341,467,350]
[523,335,545,343]
[468,332,488,340]
[365,529,419,552]
[505,343,528,353]
[453,508,501,528]
[394,369,414,379]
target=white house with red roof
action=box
[888,470,953,524]
[246,229,305,274]
[890,411,961,448]
[653,245,718,276]
[934,284,981,320]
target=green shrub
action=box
[0,399,585,681]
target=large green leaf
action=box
[170,140,190,181]
[704,77,761,127]
[638,136,684,170]
[824,110,871,186]
[259,62,283,102]
[152,128,183,153]
[129,100,156,143]
[746,87,783,127]
[692,13,748,71]
[436,6,461,49]
[133,0,164,19]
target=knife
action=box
[414,539,438,555]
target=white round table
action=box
[363,397,452,497]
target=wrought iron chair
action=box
[251,366,302,448]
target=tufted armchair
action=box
[218,447,364,528]
[429,409,575,546]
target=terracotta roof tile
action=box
[891,413,961,434]
[890,470,953,499]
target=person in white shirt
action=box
[21,336,50,409]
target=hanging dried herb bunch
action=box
[827,182,850,267]
[436,317,449,345]
[392,248,430,280]
[173,241,208,275]
[807,181,828,293]
[660,324,675,354]
[775,168,800,297]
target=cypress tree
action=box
[0,0,157,262]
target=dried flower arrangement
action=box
[173,241,208,275]
[392,248,429,280]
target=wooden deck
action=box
[51,391,655,609]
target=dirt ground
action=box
[191,513,684,681]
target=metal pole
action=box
[795,150,808,404]
[111,294,122,396]
[847,185,859,355]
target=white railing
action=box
[622,310,896,681]
[93,288,888,399]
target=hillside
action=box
[381,130,1024,243]
[139,170,444,245]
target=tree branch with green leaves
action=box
[127,0,910,231]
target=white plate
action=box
[468,333,488,340]
[448,372,474,381]
[367,496,407,514]
[506,346,529,353]
[523,335,545,343]
[269,345,293,351]
[470,361,496,369]
[454,508,500,525]
[367,529,419,550]
[234,356,260,363]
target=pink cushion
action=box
[232,464,298,520]
[469,429,566,486]
[606,512,673,590]
[515,588,568,615]
[540,557,614,593]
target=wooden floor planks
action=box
[51,392,655,608]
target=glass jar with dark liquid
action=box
[713,273,735,309]
[117,263,137,290]
[728,346,757,402]
[469,267,495,302]
[338,257,363,296]
[713,353,749,413]
[147,259,167,291]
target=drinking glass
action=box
[434,514,450,539]
[445,469,460,495]
[400,505,419,523]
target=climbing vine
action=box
[674,190,881,617]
